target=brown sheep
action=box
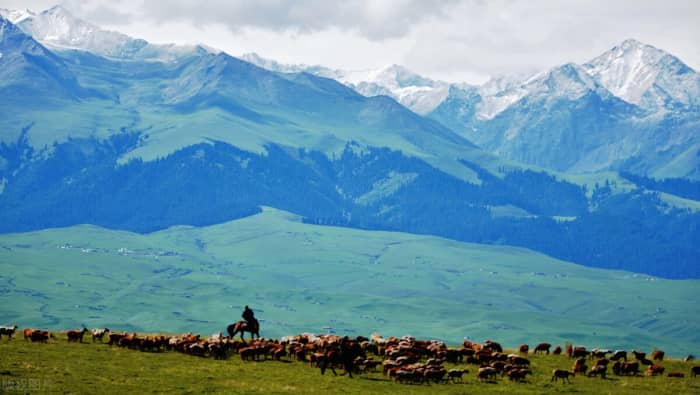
[668,371,684,378]
[519,344,529,354]
[552,345,562,355]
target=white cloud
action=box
[4,0,700,84]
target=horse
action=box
[319,337,365,378]
[227,320,259,342]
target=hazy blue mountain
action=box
[0,15,90,103]
[0,13,699,280]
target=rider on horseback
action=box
[242,305,256,329]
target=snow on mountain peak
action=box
[0,8,35,24]
[340,64,450,114]
[584,38,669,105]
[584,38,700,109]
[4,5,213,62]
[14,5,136,56]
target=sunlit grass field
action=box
[1,332,699,394]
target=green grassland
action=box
[1,207,698,356]
[1,332,699,394]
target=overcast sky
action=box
[3,0,700,83]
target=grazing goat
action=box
[551,369,574,383]
[0,325,18,340]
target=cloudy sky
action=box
[3,0,700,83]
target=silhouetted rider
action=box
[242,305,255,327]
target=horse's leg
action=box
[345,360,354,378]
[319,357,327,375]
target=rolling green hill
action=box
[1,207,698,355]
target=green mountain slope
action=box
[1,207,697,355]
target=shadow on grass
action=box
[359,377,391,382]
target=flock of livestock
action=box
[2,324,700,386]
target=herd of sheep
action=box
[2,324,700,385]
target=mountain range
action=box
[244,40,700,180]
[1,6,699,280]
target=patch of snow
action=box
[7,5,212,62]
[0,8,35,24]
[584,38,700,108]
[585,39,665,104]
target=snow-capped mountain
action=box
[0,14,88,102]
[0,7,34,24]
[0,5,212,62]
[241,53,451,115]
[584,38,700,110]
[3,5,699,178]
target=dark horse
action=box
[227,320,259,342]
[319,338,365,378]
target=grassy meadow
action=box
[1,332,699,394]
[1,207,698,356]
